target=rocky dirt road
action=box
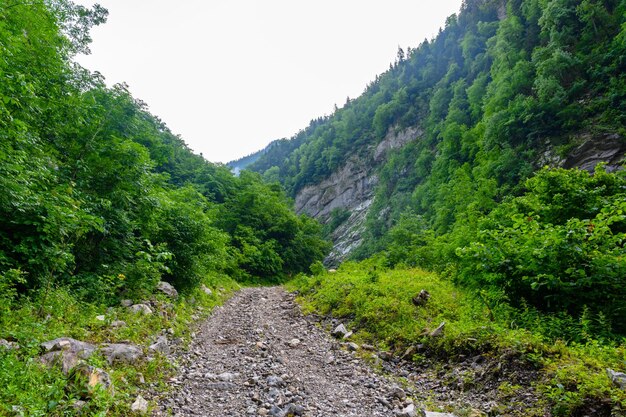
[153,286,444,417]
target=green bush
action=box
[457,167,626,336]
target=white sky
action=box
[74,0,462,163]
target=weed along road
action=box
[153,287,432,417]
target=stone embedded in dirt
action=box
[149,336,170,354]
[120,299,133,307]
[345,342,359,351]
[343,331,353,339]
[412,289,431,307]
[110,320,126,328]
[95,315,106,321]
[403,345,417,359]
[131,394,149,413]
[101,343,143,365]
[389,385,407,400]
[157,281,178,299]
[217,372,237,382]
[607,368,626,390]
[266,375,285,387]
[73,363,113,394]
[129,303,153,315]
[71,400,87,412]
[429,321,446,337]
[395,403,423,417]
[201,285,213,296]
[40,350,82,374]
[41,337,96,356]
[39,337,97,374]
[269,405,283,417]
[0,339,18,350]
[207,381,236,390]
[282,403,305,415]
[288,338,301,348]
[332,323,348,338]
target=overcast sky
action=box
[74,0,462,163]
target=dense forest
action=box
[2,0,626,415]
[249,0,626,335]
[0,0,328,299]
[0,2,328,413]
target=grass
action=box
[0,274,239,416]
[288,258,626,416]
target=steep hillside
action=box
[227,147,267,175]
[247,0,626,263]
[0,2,328,414]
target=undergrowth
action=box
[289,258,626,416]
[0,274,238,416]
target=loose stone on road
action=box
[154,287,427,417]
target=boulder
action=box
[110,320,127,328]
[266,375,285,387]
[73,363,113,394]
[332,323,348,338]
[607,368,626,390]
[41,337,96,356]
[429,321,446,337]
[345,342,359,351]
[389,385,406,401]
[0,339,18,350]
[156,281,178,299]
[39,338,97,374]
[101,343,143,365]
[120,299,134,307]
[149,335,170,354]
[201,285,213,296]
[131,394,149,413]
[412,289,431,307]
[402,345,417,359]
[395,403,423,417]
[129,304,153,315]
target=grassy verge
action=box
[0,274,239,416]
[288,258,626,416]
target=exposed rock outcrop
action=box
[562,133,626,172]
[295,126,423,265]
[39,338,97,374]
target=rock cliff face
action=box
[294,126,423,266]
[296,127,625,266]
[562,133,626,172]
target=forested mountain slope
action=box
[0,0,328,297]
[0,1,329,413]
[247,0,626,263]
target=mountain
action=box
[246,0,626,264]
[227,147,267,175]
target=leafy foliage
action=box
[290,260,626,416]
[457,166,626,335]
[0,0,328,300]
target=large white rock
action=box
[156,281,178,299]
[101,343,143,365]
[131,395,149,413]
